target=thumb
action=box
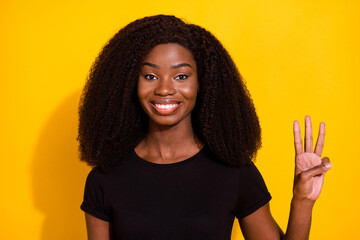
[300,158,332,181]
[321,157,331,165]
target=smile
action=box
[151,103,181,114]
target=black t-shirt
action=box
[81,147,271,240]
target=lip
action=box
[150,100,182,114]
[151,99,181,104]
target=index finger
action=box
[293,120,303,156]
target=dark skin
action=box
[135,43,203,163]
[85,43,332,240]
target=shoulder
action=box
[238,162,267,183]
[195,147,268,191]
[85,167,105,184]
[85,151,135,183]
[200,146,262,176]
[234,162,272,218]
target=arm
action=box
[282,198,314,240]
[239,203,283,240]
[238,200,316,240]
[239,116,332,240]
[85,213,111,240]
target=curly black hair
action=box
[78,14,261,172]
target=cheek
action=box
[137,85,150,114]
[182,81,199,100]
[137,79,149,102]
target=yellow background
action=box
[1,0,359,239]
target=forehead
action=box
[143,43,196,68]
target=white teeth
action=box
[154,103,178,109]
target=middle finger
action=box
[305,115,313,152]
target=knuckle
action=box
[298,172,307,181]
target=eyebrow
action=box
[143,62,193,69]
[143,62,159,69]
[171,63,193,69]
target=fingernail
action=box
[325,163,332,169]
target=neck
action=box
[135,117,203,163]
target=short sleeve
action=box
[80,168,110,222]
[235,163,272,219]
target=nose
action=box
[154,77,176,96]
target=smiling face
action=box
[137,43,198,128]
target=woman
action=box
[78,15,332,239]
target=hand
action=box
[292,116,332,202]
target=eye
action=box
[174,74,188,80]
[144,74,157,80]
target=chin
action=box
[148,113,192,129]
[150,118,182,127]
